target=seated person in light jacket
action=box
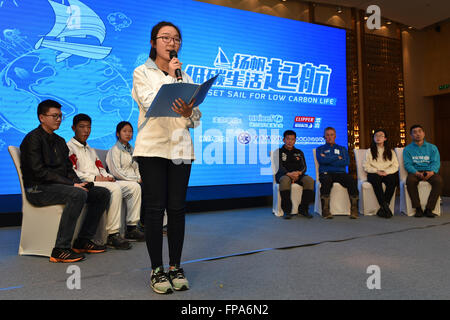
[106,121,141,183]
[316,127,359,219]
[363,129,399,218]
[403,124,443,218]
[107,121,145,227]
[275,130,314,219]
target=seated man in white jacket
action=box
[67,114,144,249]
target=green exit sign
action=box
[439,84,450,90]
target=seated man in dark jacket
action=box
[275,130,314,219]
[20,99,111,263]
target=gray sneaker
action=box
[168,267,189,291]
[150,267,173,294]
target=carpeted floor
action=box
[1,197,450,300]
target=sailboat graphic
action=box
[35,0,112,62]
[214,47,231,69]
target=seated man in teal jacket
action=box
[316,127,359,219]
[404,124,443,218]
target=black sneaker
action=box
[50,248,85,263]
[73,238,106,254]
[376,207,387,218]
[414,207,424,217]
[107,233,132,250]
[283,213,293,219]
[125,226,145,242]
[424,208,436,218]
[298,206,313,219]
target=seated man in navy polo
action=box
[275,130,315,219]
[316,127,359,219]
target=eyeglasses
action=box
[155,36,181,45]
[43,113,64,121]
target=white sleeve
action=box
[385,150,399,175]
[91,149,113,178]
[67,144,96,182]
[186,107,202,129]
[106,147,140,181]
[131,67,173,112]
[363,149,378,174]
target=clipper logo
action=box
[294,116,322,129]
[185,47,333,96]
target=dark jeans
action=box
[138,157,192,270]
[406,173,443,210]
[25,184,110,249]
[319,172,358,197]
[367,172,398,206]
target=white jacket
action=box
[67,138,114,182]
[131,58,201,160]
[363,147,399,175]
[106,141,141,182]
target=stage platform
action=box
[1,197,450,300]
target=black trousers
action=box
[138,157,192,269]
[367,172,398,206]
[26,184,110,248]
[319,172,358,197]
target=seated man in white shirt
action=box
[67,114,144,249]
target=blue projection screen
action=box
[0,0,347,195]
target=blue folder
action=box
[145,74,219,118]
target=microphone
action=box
[169,50,183,82]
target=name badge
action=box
[334,149,340,155]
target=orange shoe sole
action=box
[72,248,106,254]
[49,256,85,263]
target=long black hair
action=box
[370,129,393,161]
[116,121,133,140]
[149,21,182,60]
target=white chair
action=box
[354,149,396,215]
[313,149,351,216]
[270,150,303,217]
[8,146,87,257]
[395,147,441,216]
